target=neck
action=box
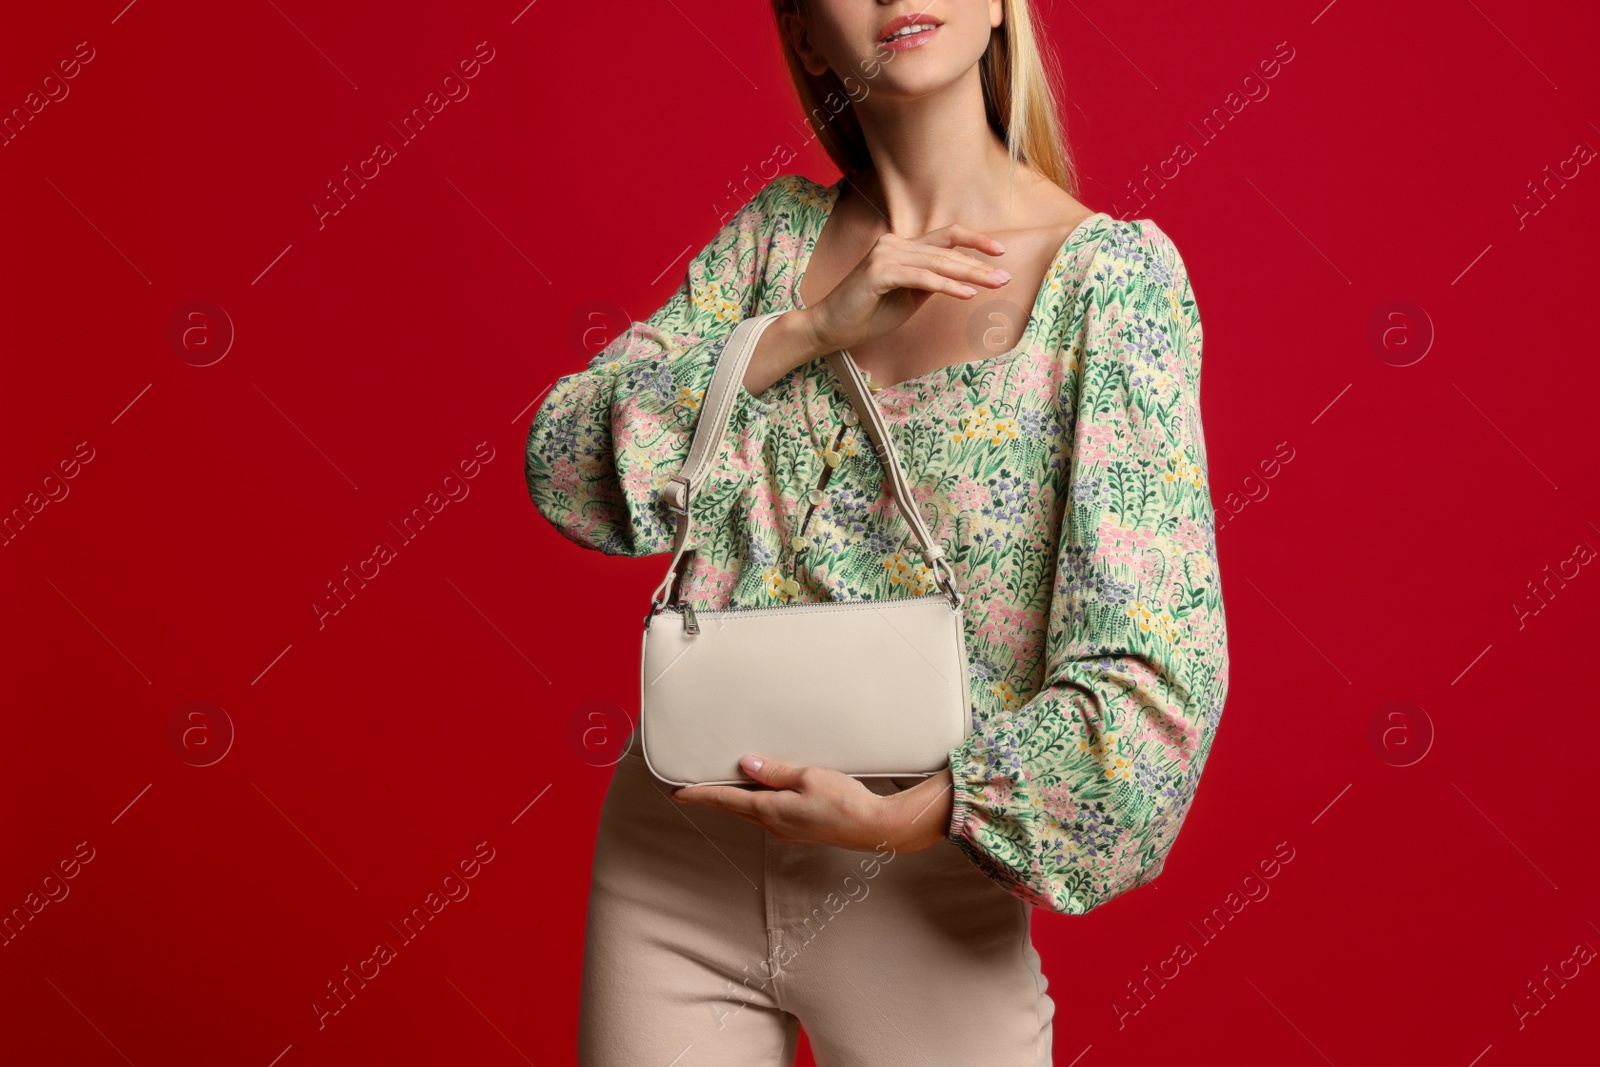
[848,64,1024,236]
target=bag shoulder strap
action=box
[648,310,960,617]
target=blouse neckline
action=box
[789,176,1109,397]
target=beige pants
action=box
[577,736,1055,1066]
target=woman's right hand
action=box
[742,224,1012,397]
[799,225,1012,356]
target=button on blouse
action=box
[524,172,1229,917]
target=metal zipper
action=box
[662,592,956,624]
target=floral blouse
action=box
[524,173,1229,917]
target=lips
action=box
[878,13,943,44]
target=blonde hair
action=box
[769,0,1079,197]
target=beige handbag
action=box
[638,310,972,787]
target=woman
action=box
[524,1,1229,1063]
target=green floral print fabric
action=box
[524,173,1229,916]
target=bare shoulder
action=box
[964,169,1098,291]
[997,168,1096,248]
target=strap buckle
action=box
[660,476,691,516]
[923,550,963,611]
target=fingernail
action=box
[741,755,763,772]
[992,241,1007,253]
[957,285,976,296]
[991,269,1011,282]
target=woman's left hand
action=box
[672,754,955,854]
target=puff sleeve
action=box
[523,183,784,557]
[945,220,1230,916]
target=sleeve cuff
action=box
[664,324,779,428]
[945,743,978,841]
[732,376,778,425]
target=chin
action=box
[868,63,974,101]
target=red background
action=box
[4,1,1598,1064]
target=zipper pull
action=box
[682,603,700,635]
